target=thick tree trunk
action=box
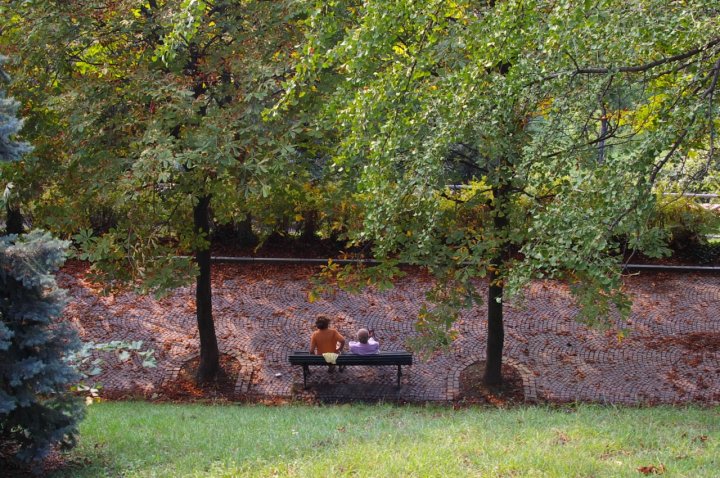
[194,195,220,384]
[5,204,24,235]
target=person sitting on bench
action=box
[349,328,380,355]
[310,316,345,371]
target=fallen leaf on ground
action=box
[637,464,665,475]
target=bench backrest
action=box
[289,351,412,366]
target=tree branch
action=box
[704,56,720,162]
[576,37,720,75]
[531,37,720,86]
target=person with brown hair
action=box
[309,315,345,356]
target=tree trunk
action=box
[280,214,290,236]
[237,212,258,247]
[301,209,318,243]
[5,204,24,235]
[598,104,608,164]
[194,195,220,384]
[484,183,509,386]
[484,255,504,385]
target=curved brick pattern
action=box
[59,268,720,404]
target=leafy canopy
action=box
[285,0,720,347]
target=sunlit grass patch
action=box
[53,402,720,477]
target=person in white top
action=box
[348,328,380,354]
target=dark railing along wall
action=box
[209,256,720,273]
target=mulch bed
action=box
[0,442,71,478]
[158,354,243,402]
[457,361,526,406]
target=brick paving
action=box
[60,266,720,404]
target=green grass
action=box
[53,402,719,478]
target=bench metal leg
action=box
[302,365,310,389]
[397,365,402,387]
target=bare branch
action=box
[530,37,720,86]
[576,37,720,75]
[439,191,468,204]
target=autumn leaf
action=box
[637,464,666,475]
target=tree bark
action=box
[237,212,258,247]
[194,195,220,384]
[484,184,509,386]
[301,209,318,243]
[5,204,24,235]
[484,254,504,385]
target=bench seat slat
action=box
[289,351,412,366]
[288,351,413,388]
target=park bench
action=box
[288,351,413,389]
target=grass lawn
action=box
[52,401,719,478]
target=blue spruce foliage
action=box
[0,56,32,163]
[1,57,84,466]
